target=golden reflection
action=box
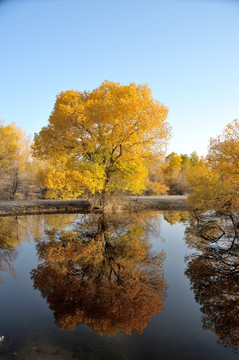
[0,214,78,283]
[162,211,190,225]
[31,213,167,336]
[185,212,239,352]
[0,217,19,283]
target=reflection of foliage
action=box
[0,217,30,283]
[31,213,78,238]
[31,214,167,336]
[0,217,21,283]
[163,211,190,225]
[0,214,78,284]
[185,212,239,352]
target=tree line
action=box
[0,120,200,201]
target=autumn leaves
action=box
[1,81,238,212]
[32,80,239,212]
[187,119,239,212]
[32,81,170,204]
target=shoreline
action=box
[0,195,190,216]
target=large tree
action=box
[33,81,170,205]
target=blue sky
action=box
[0,0,238,156]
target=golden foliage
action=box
[0,121,32,199]
[145,178,169,195]
[187,160,224,211]
[163,152,182,176]
[162,152,200,195]
[144,153,169,195]
[33,81,170,200]
[187,119,239,211]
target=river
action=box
[0,211,237,359]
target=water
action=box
[0,211,237,359]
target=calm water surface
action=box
[0,211,237,359]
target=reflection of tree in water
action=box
[185,212,239,352]
[0,216,34,283]
[162,211,190,225]
[0,217,19,283]
[31,213,167,336]
[0,214,78,284]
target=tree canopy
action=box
[187,119,239,212]
[33,81,170,203]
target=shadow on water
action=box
[184,211,239,353]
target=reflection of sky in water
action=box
[0,213,237,359]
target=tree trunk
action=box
[9,171,19,200]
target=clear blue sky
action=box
[0,0,238,156]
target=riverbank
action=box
[0,195,190,216]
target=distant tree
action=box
[0,122,31,199]
[163,152,182,176]
[180,154,190,169]
[144,153,169,195]
[189,151,199,166]
[162,152,187,194]
[161,151,201,195]
[32,81,170,208]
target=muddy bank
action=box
[0,195,190,216]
